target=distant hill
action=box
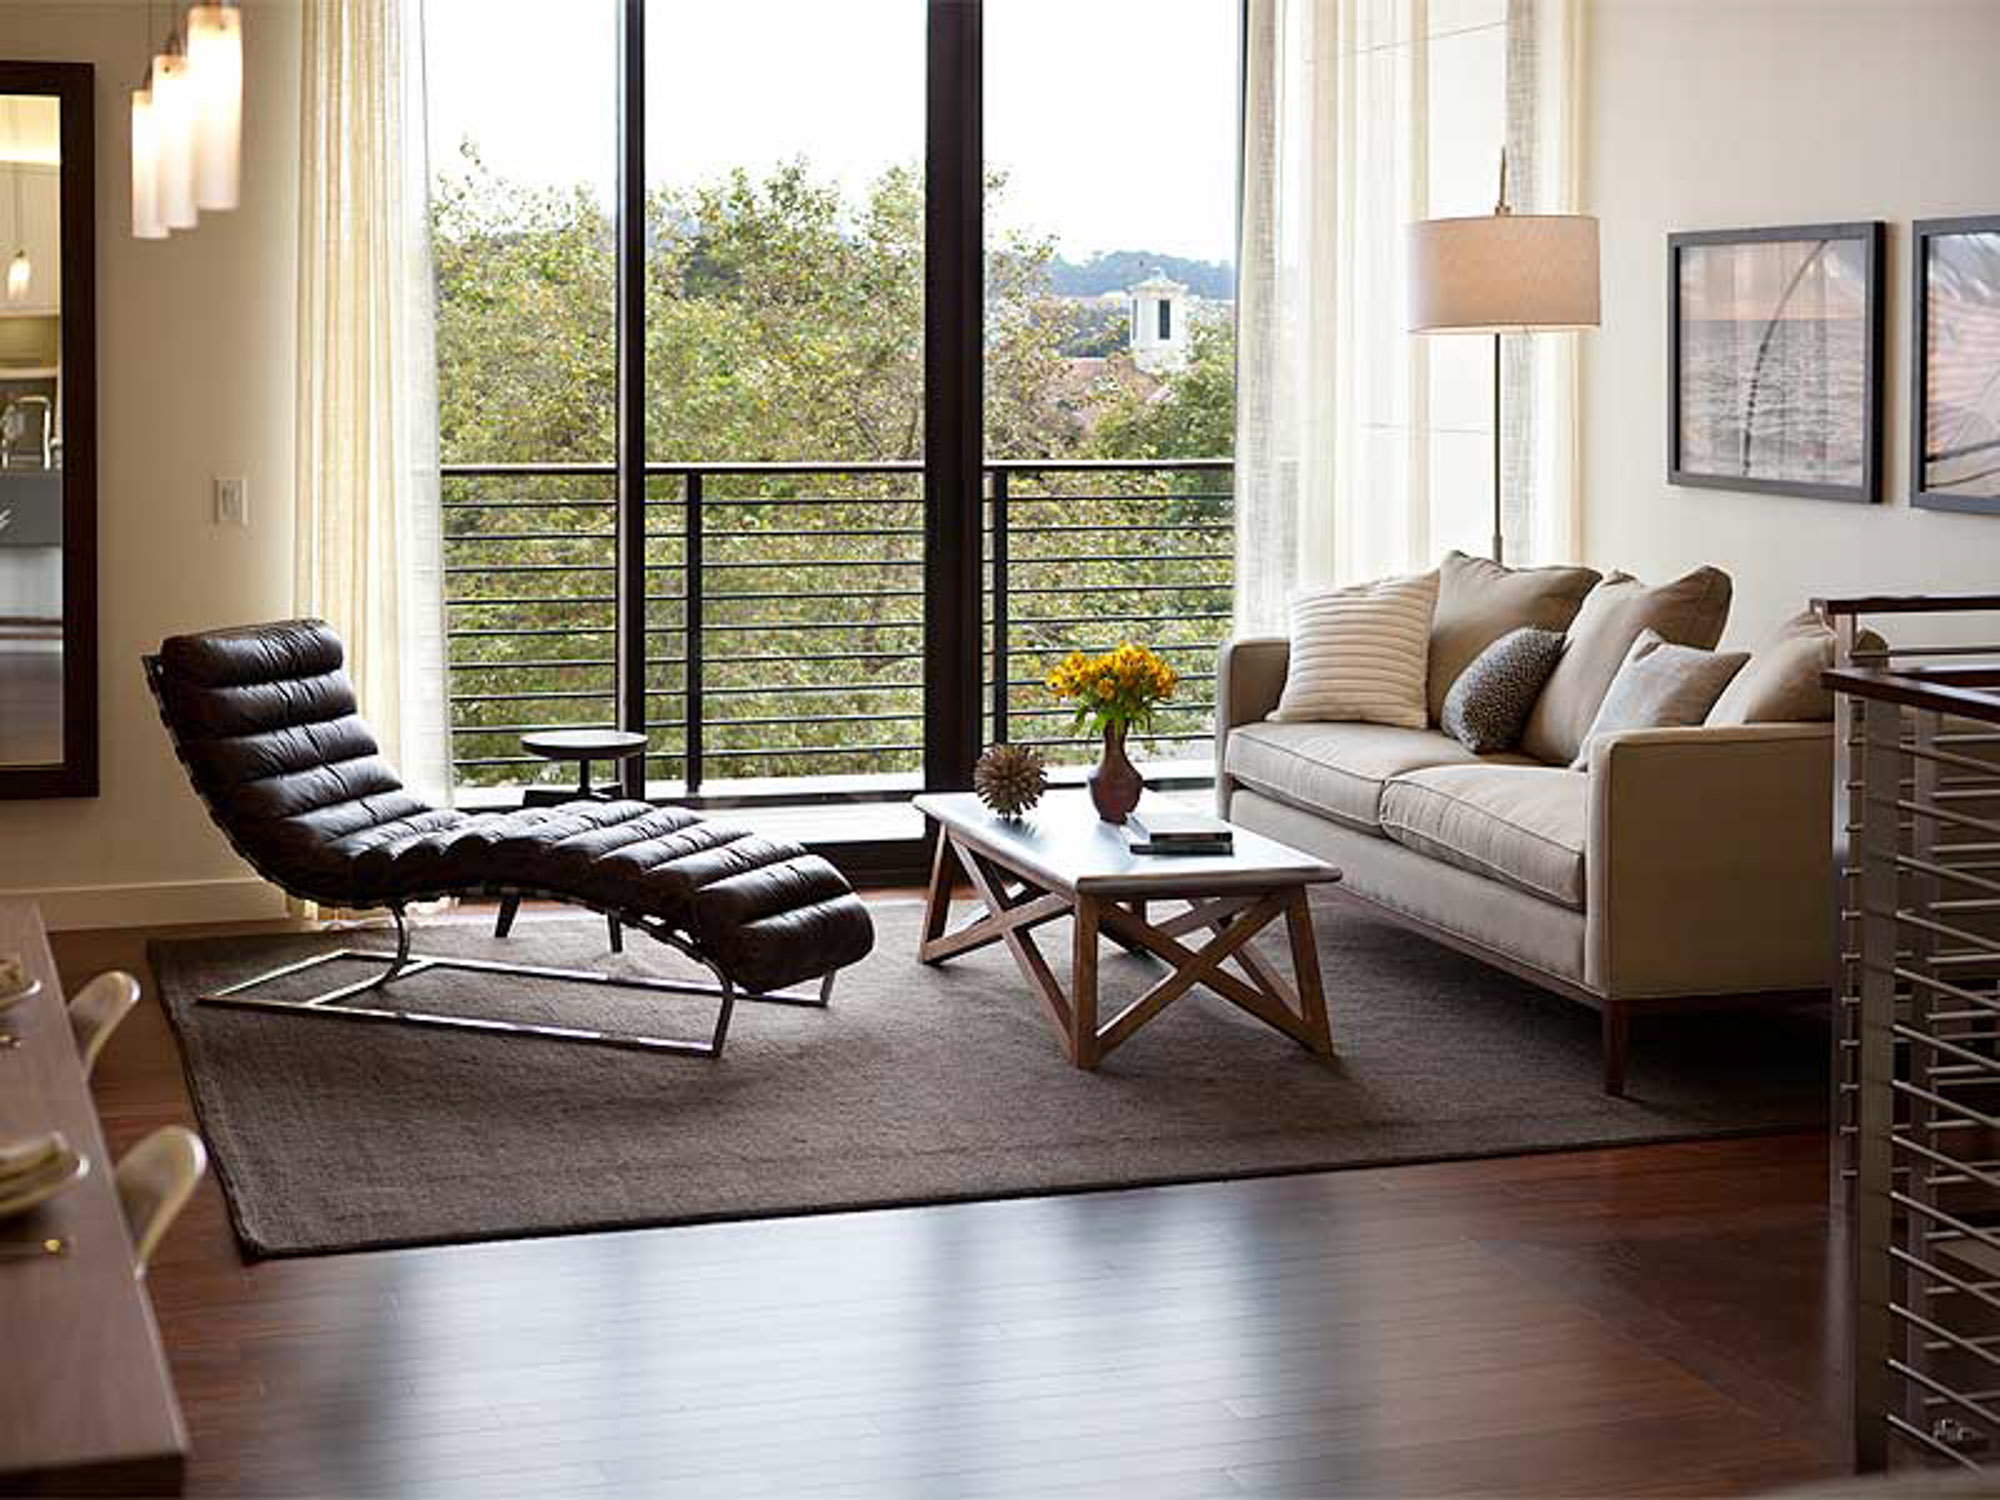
[1046,251,1236,301]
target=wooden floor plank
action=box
[47,914,1845,1498]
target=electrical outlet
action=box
[214,476,248,527]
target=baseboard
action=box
[8,877,289,932]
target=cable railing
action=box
[442,458,1234,803]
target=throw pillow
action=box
[1426,550,1602,723]
[1519,566,1734,765]
[1707,608,1886,725]
[1440,627,1568,754]
[1271,571,1440,730]
[1571,629,1751,768]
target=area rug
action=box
[149,899,1827,1259]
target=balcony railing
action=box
[443,458,1234,803]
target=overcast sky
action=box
[423,0,1241,265]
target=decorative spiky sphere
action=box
[973,741,1048,819]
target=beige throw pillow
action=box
[1707,608,1884,725]
[1519,566,1734,765]
[1571,630,1750,767]
[1426,550,1602,723]
[1272,572,1440,730]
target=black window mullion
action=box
[615,0,648,797]
[923,0,984,793]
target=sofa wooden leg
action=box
[1602,1004,1630,1098]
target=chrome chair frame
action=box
[197,903,835,1059]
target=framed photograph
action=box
[1912,215,2000,516]
[1668,222,1884,503]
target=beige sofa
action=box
[1214,631,1834,1095]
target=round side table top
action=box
[520,729,650,761]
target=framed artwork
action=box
[1912,215,2000,516]
[1668,222,1884,503]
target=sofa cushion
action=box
[1271,571,1439,730]
[1379,763,1588,909]
[1427,550,1602,722]
[1441,627,1568,754]
[1224,721,1515,834]
[1708,608,1884,725]
[1571,629,1750,767]
[1519,567,1734,765]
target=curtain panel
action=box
[1234,0,1585,633]
[294,0,450,801]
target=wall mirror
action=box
[0,63,94,798]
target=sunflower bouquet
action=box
[1046,643,1179,739]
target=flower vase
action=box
[1088,723,1144,824]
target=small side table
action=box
[497,729,651,951]
[518,728,650,808]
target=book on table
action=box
[1125,808,1233,856]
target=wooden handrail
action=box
[1824,665,2000,726]
[1815,592,2000,618]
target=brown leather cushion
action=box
[148,620,874,994]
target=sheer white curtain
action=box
[294,0,450,801]
[1234,0,1583,633]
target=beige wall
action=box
[1581,0,2000,644]
[0,1,297,927]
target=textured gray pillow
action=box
[1440,627,1568,754]
[1571,629,1750,768]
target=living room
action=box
[0,0,1994,1493]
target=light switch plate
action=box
[214,476,248,527]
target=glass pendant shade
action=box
[186,4,241,211]
[5,250,27,303]
[131,87,167,240]
[151,52,198,230]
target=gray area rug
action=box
[150,898,1827,1259]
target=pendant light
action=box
[4,102,29,302]
[186,2,241,211]
[131,85,166,240]
[150,41,198,231]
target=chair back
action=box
[115,1125,208,1274]
[144,619,435,907]
[67,970,140,1078]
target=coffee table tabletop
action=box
[913,791,1339,897]
[915,791,1341,1068]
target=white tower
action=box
[1127,271,1189,374]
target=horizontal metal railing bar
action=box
[452,721,690,737]
[696,743,924,761]
[1896,1294,2000,1368]
[692,557,923,572]
[446,563,615,574]
[1005,641,1224,659]
[449,690,614,705]
[691,649,916,667]
[1887,1358,2000,1449]
[659,620,923,636]
[691,528,918,541]
[1006,552,1233,567]
[450,595,619,609]
[449,658,618,673]
[1893,1079,2000,1131]
[442,500,617,511]
[1892,1133,2000,1195]
[1883,1412,1981,1470]
[707,712,921,731]
[1004,672,1218,691]
[689,681,921,699]
[1003,490,1231,504]
[997,584,1230,598]
[448,626,618,638]
[1010,612,1232,627]
[442,457,1233,476]
[1887,908,2000,959]
[1007,732,1212,749]
[704,588,923,604]
[1006,523,1233,538]
[446,532,620,544]
[1893,1023,2000,1075]
[1900,1199,2000,1290]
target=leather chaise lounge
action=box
[146,619,876,1056]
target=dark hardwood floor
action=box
[52,914,1850,1498]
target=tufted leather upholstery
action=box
[146,620,874,994]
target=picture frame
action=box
[1668,221,1884,504]
[1911,215,2000,516]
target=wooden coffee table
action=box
[915,791,1341,1068]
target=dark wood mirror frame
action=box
[0,61,95,799]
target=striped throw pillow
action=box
[1271,572,1440,729]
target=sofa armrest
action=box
[1214,635,1290,816]
[1584,722,1832,999]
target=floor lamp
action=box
[1408,154,1599,564]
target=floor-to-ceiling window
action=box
[425,0,1243,867]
